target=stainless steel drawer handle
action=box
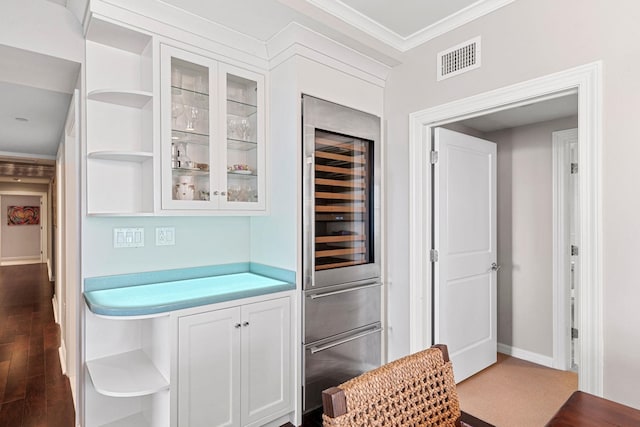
[310,327,382,354]
[309,282,381,300]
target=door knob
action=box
[491,262,501,272]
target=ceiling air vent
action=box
[437,36,481,81]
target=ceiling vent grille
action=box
[437,36,481,81]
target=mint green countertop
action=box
[84,264,295,317]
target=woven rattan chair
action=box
[321,344,493,427]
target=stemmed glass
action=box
[171,96,184,129]
[237,118,251,141]
[186,106,199,132]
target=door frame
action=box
[408,62,603,395]
[0,191,48,265]
[552,128,578,371]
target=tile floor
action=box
[0,264,75,427]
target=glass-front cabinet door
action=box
[219,64,265,210]
[161,45,265,211]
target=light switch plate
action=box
[114,228,144,248]
[156,227,175,246]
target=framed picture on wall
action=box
[7,206,40,226]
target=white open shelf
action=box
[86,350,169,397]
[88,150,154,162]
[88,89,153,108]
[101,413,150,427]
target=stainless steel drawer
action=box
[303,324,381,412]
[304,281,381,343]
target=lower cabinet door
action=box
[178,306,241,427]
[241,297,291,426]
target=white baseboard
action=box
[52,296,59,324]
[1,256,41,266]
[498,343,554,368]
[58,338,67,375]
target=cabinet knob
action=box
[221,191,227,196]
[213,191,220,196]
[243,321,249,327]
[234,323,242,329]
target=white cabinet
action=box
[177,297,291,427]
[85,18,155,215]
[161,44,266,212]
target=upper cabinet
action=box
[160,44,266,212]
[85,18,156,215]
[84,19,267,216]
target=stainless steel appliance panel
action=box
[303,324,381,411]
[304,281,381,344]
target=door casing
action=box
[408,62,603,395]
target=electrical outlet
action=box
[113,228,144,248]
[156,227,175,246]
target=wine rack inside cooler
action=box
[314,129,373,271]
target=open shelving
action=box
[85,17,155,216]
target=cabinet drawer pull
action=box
[243,321,249,327]
[213,190,220,196]
[234,323,242,328]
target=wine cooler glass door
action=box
[314,130,373,272]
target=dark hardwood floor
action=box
[0,264,75,427]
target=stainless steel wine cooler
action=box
[301,95,381,413]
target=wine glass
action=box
[186,106,199,132]
[171,96,184,129]
[238,118,251,141]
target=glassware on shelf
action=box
[176,143,192,169]
[172,98,184,129]
[175,175,195,200]
[186,107,199,132]
[238,118,251,141]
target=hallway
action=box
[0,264,75,426]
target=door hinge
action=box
[430,151,439,164]
[571,245,579,256]
[430,249,439,262]
[571,328,579,339]
[571,163,578,174]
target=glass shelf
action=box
[227,138,257,151]
[172,167,209,176]
[172,85,209,97]
[172,130,209,145]
[228,171,257,179]
[227,98,257,117]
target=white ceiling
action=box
[0,81,71,158]
[339,0,481,37]
[455,94,578,133]
[158,0,515,53]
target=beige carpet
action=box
[456,353,578,427]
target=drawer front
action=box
[304,282,381,343]
[303,325,381,412]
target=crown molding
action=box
[267,22,391,86]
[305,0,515,52]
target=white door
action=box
[178,307,241,427]
[241,297,291,425]
[434,127,497,383]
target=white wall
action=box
[1,194,41,260]
[384,0,640,407]
[487,116,578,358]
